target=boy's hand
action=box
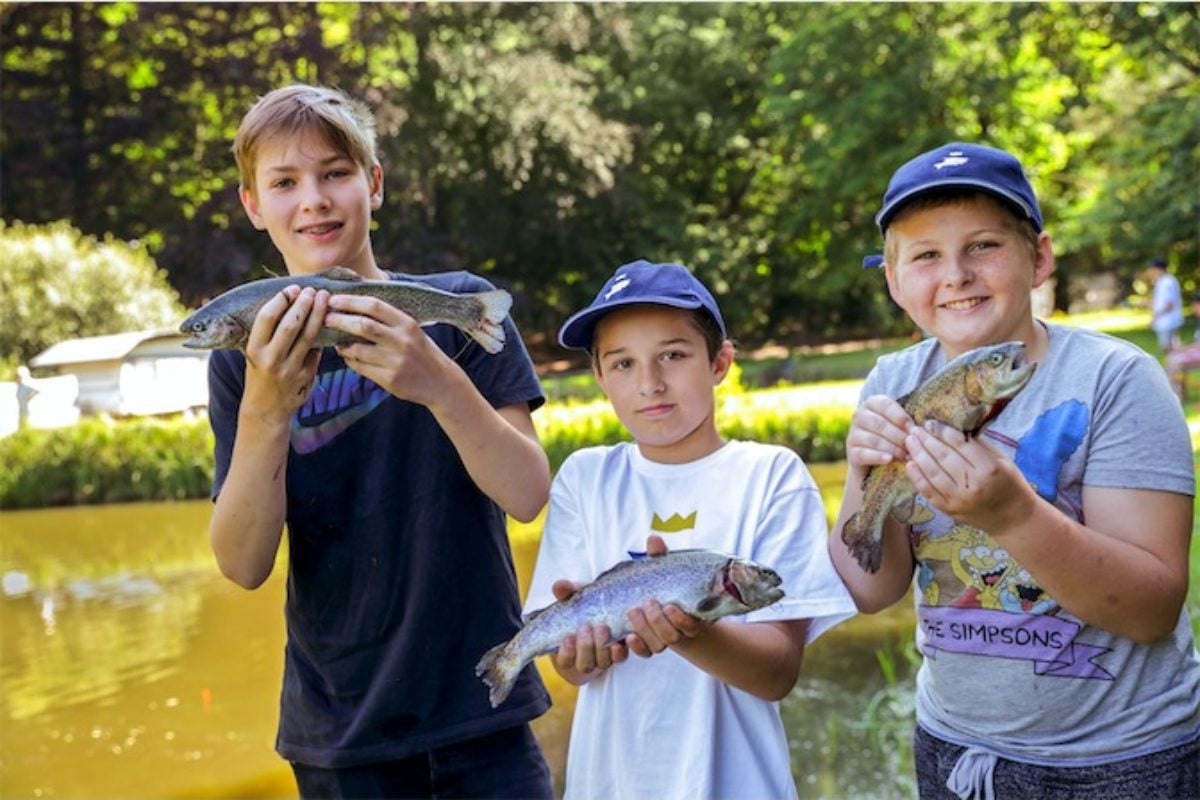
[242,285,328,421]
[324,294,454,407]
[846,395,913,474]
[549,579,629,677]
[626,535,707,658]
[904,421,1035,533]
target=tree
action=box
[0,220,186,375]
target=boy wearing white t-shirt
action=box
[524,259,856,800]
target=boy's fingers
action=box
[551,580,579,601]
[574,624,597,672]
[247,288,298,350]
[645,535,668,556]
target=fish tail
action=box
[475,638,521,708]
[841,510,884,573]
[465,290,513,354]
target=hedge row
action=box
[0,396,853,510]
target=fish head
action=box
[179,310,249,350]
[945,341,1036,429]
[698,557,785,616]
[966,340,1037,403]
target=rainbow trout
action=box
[475,549,784,708]
[179,267,511,353]
[841,341,1037,573]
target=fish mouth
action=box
[722,563,746,605]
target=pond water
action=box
[1,470,918,798]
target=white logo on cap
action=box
[934,152,969,170]
[605,275,631,300]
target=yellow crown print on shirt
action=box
[650,511,697,534]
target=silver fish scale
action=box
[476,548,784,707]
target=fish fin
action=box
[841,511,883,573]
[318,266,364,282]
[474,639,520,708]
[465,289,513,354]
[696,595,722,614]
[890,493,918,524]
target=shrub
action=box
[0,387,852,509]
[0,219,186,378]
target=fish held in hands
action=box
[841,341,1037,574]
[179,266,512,353]
[475,549,785,708]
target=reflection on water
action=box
[2,468,918,798]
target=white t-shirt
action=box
[1152,272,1184,333]
[524,440,856,800]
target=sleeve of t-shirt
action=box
[430,272,545,413]
[523,454,592,616]
[743,450,857,642]
[1084,348,1195,495]
[207,350,246,501]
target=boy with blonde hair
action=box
[207,84,553,798]
[833,142,1199,798]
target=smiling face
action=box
[592,305,733,464]
[884,195,1055,360]
[239,130,385,278]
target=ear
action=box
[368,162,384,211]
[592,358,611,399]
[884,260,903,306]
[711,340,735,385]
[1030,232,1056,289]
[239,185,267,231]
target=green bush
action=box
[0,219,186,378]
[0,392,852,509]
[0,416,214,509]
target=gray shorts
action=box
[914,724,1200,800]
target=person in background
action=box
[832,142,1199,799]
[525,259,856,800]
[206,84,553,799]
[1146,257,1184,354]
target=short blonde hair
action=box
[233,84,378,193]
[883,190,1039,267]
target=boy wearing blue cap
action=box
[524,260,855,800]
[831,143,1199,798]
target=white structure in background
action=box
[0,330,210,437]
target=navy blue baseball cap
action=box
[558,259,726,350]
[862,142,1043,268]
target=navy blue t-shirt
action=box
[208,270,550,768]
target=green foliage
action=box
[0,220,186,374]
[0,393,850,509]
[1,3,1196,345]
[0,415,213,509]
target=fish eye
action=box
[191,321,206,333]
[990,353,1004,365]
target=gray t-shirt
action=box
[861,323,1199,764]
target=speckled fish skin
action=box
[841,341,1037,574]
[475,549,785,708]
[178,266,512,353]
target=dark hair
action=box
[590,306,727,372]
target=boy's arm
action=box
[906,422,1191,643]
[630,607,808,701]
[623,535,806,701]
[828,395,918,611]
[210,287,328,589]
[325,294,550,522]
